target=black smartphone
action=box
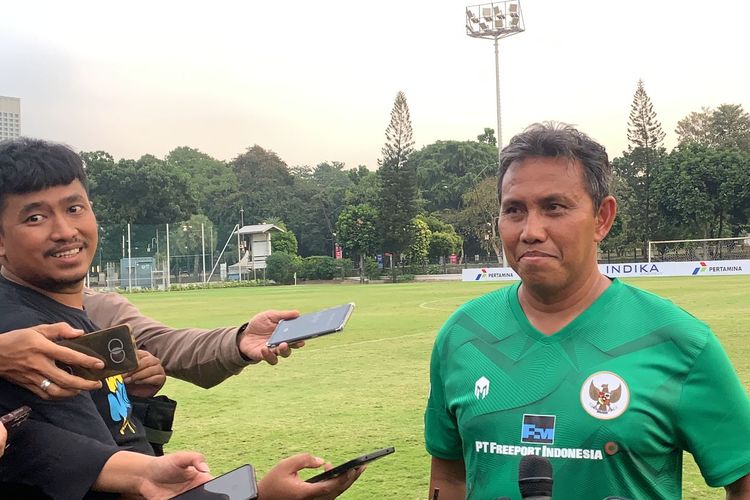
[306,446,395,483]
[171,464,257,500]
[1,405,31,449]
[56,324,139,380]
[267,303,355,348]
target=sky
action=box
[2,0,749,170]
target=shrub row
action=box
[265,253,354,284]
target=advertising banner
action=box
[462,260,750,282]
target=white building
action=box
[0,96,21,141]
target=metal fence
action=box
[89,222,242,290]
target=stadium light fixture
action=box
[465,1,525,267]
[465,1,525,150]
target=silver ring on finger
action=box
[40,378,52,392]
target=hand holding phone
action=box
[258,453,366,500]
[266,303,355,348]
[306,447,395,483]
[56,324,139,380]
[0,406,31,450]
[0,324,104,398]
[171,464,257,499]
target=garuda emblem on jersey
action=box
[589,382,621,413]
[579,371,630,420]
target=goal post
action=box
[648,236,750,263]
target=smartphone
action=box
[1,405,31,449]
[56,324,139,380]
[171,464,257,500]
[306,446,395,483]
[267,303,355,348]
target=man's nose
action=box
[520,211,547,243]
[50,215,78,240]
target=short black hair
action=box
[0,137,88,215]
[498,122,611,210]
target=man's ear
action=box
[594,195,617,243]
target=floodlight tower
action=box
[466,2,524,268]
[466,2,525,153]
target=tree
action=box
[711,104,750,153]
[613,79,666,253]
[380,91,415,169]
[85,153,198,226]
[282,170,327,257]
[410,140,498,212]
[269,229,298,255]
[599,170,638,256]
[81,151,132,264]
[347,165,371,184]
[336,204,380,283]
[345,167,380,207]
[428,231,461,262]
[675,107,716,146]
[418,214,462,261]
[230,145,295,224]
[676,104,750,153]
[309,161,354,251]
[286,162,354,258]
[627,79,665,150]
[477,127,497,146]
[404,217,431,265]
[265,252,300,284]
[376,91,418,264]
[443,176,502,263]
[165,147,238,224]
[652,143,750,240]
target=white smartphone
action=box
[266,303,355,348]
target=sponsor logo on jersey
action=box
[474,441,604,460]
[474,376,490,399]
[580,371,630,420]
[521,414,556,444]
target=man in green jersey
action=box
[425,123,750,499]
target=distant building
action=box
[0,96,21,141]
[228,223,285,279]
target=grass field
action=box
[122,276,750,499]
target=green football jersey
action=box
[425,279,750,499]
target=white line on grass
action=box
[418,298,459,311]
[306,331,432,351]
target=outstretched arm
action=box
[84,289,302,388]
